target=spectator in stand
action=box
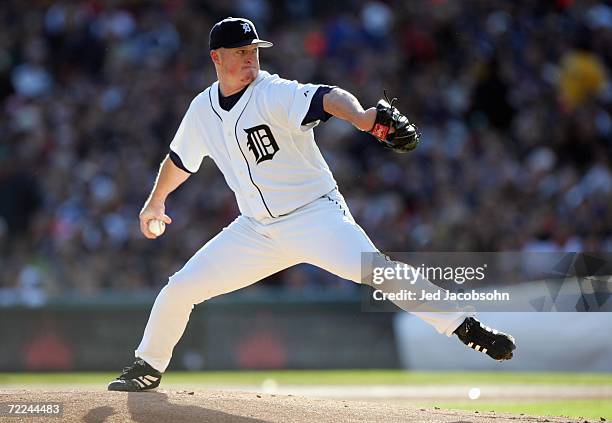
[0,0,610,301]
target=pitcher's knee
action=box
[161,272,207,305]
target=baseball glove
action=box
[368,91,420,153]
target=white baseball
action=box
[468,387,481,400]
[148,219,166,236]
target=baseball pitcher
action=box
[108,17,515,392]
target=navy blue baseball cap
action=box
[209,17,273,50]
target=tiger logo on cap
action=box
[241,22,251,33]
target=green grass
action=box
[1,370,612,386]
[430,400,612,420]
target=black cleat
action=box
[453,317,516,361]
[107,358,162,392]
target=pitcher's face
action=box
[212,44,260,86]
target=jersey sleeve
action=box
[169,98,208,173]
[267,78,336,133]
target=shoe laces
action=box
[120,359,147,378]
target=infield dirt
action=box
[0,389,583,422]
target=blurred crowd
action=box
[0,0,611,303]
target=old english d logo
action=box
[244,125,279,164]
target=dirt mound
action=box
[0,389,577,422]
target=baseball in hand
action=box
[148,219,166,236]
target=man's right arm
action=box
[139,154,191,239]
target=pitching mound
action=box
[1,389,577,422]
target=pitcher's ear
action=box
[210,49,220,65]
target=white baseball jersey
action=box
[170,70,337,221]
[135,70,472,372]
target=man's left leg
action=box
[276,189,515,360]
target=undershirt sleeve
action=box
[301,86,335,126]
[169,149,194,174]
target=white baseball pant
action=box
[136,189,471,372]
